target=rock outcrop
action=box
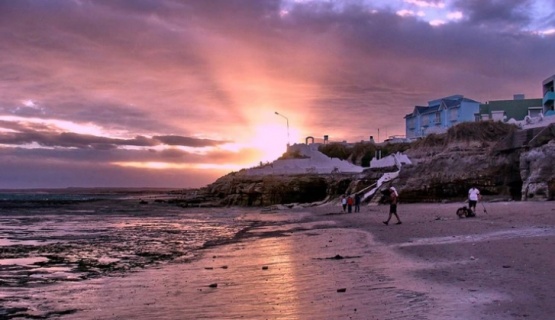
[174,122,555,207]
[396,122,555,202]
[174,172,380,207]
[520,125,555,200]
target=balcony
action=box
[544,91,555,105]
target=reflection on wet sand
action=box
[64,225,464,320]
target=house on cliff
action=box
[404,95,481,139]
[478,95,543,122]
[542,74,555,116]
[477,74,555,129]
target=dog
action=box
[456,206,475,218]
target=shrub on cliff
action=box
[318,142,351,160]
[277,149,310,160]
[413,121,517,148]
[318,141,411,166]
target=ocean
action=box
[1,190,509,319]
[0,190,265,319]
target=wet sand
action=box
[36,201,555,319]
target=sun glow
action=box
[247,124,301,163]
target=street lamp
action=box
[274,111,290,147]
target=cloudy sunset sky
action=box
[1,0,554,189]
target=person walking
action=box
[354,193,361,213]
[347,195,354,213]
[383,187,402,225]
[468,186,481,215]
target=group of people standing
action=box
[340,185,482,226]
[340,194,362,213]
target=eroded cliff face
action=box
[395,123,555,202]
[397,140,523,202]
[176,122,555,207]
[520,140,555,201]
[181,172,378,207]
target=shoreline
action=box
[64,201,555,319]
[1,200,554,319]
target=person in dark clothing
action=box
[354,193,361,212]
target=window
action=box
[435,112,441,124]
[449,108,458,121]
[491,110,504,121]
[408,118,415,129]
[528,108,543,118]
[422,116,429,126]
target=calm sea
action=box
[0,189,262,318]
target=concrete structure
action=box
[404,95,481,139]
[478,95,543,122]
[242,143,365,176]
[240,142,413,177]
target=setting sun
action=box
[247,124,301,163]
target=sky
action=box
[1,0,554,189]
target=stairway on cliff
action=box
[528,123,555,147]
[495,126,551,152]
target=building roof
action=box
[442,99,459,109]
[404,106,428,118]
[461,97,481,104]
[405,95,480,118]
[420,105,440,115]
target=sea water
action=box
[0,190,257,318]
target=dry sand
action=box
[46,201,554,319]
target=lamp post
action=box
[274,111,290,147]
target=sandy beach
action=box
[8,201,547,320]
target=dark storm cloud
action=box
[452,0,533,29]
[0,140,257,167]
[0,128,229,149]
[153,135,230,147]
[0,131,150,149]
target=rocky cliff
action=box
[174,122,555,207]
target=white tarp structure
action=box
[242,143,364,176]
[360,152,411,202]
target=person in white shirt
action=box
[468,186,481,213]
[341,195,347,213]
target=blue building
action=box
[542,74,555,116]
[404,95,481,139]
